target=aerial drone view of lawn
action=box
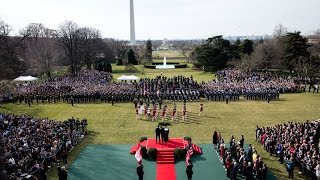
[1,62,319,180]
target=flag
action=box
[135,143,142,163]
[185,145,193,165]
[187,146,194,157]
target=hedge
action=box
[140,137,147,142]
[174,148,186,160]
[151,62,180,65]
[147,148,157,160]
[141,146,147,158]
[144,64,187,69]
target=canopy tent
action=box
[117,75,140,81]
[13,76,38,82]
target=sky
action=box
[0,0,320,40]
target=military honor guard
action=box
[161,104,167,121]
[199,103,204,116]
[171,103,177,121]
[182,103,187,121]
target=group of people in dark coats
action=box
[0,113,88,180]
[213,131,268,180]
[256,120,320,179]
[155,125,169,143]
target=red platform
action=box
[130,138,202,180]
[130,138,202,155]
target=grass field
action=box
[1,92,319,180]
[153,50,184,58]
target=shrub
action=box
[158,122,171,126]
[151,62,179,65]
[140,137,147,142]
[144,65,156,69]
[116,58,123,65]
[140,146,147,158]
[105,63,112,73]
[147,148,157,160]
[184,137,192,143]
[174,64,188,68]
[174,148,186,160]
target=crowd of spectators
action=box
[207,69,305,93]
[213,132,268,180]
[0,113,88,180]
[256,120,320,179]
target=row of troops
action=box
[243,90,280,101]
[204,90,240,102]
[156,89,201,101]
[10,89,278,106]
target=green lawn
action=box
[1,92,319,180]
[153,50,184,58]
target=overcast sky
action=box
[0,0,320,40]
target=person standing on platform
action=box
[136,163,144,180]
[186,159,193,180]
[160,126,165,143]
[155,125,161,143]
[164,126,169,143]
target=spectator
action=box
[0,113,87,180]
[285,157,295,179]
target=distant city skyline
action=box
[0,0,320,40]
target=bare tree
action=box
[57,21,81,75]
[250,40,281,70]
[104,38,129,59]
[78,27,102,69]
[21,23,61,78]
[273,24,288,39]
[0,20,30,80]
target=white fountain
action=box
[155,57,175,69]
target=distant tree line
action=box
[191,25,320,77]
[0,19,136,80]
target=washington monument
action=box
[130,0,136,45]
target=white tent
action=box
[117,75,140,81]
[13,76,38,82]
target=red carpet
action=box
[149,138,185,180]
[156,163,176,180]
[130,138,203,180]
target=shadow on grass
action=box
[175,154,207,164]
[0,104,43,118]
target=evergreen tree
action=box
[127,49,138,65]
[145,39,153,61]
[195,36,233,72]
[241,39,254,55]
[284,31,309,71]
[105,63,112,73]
